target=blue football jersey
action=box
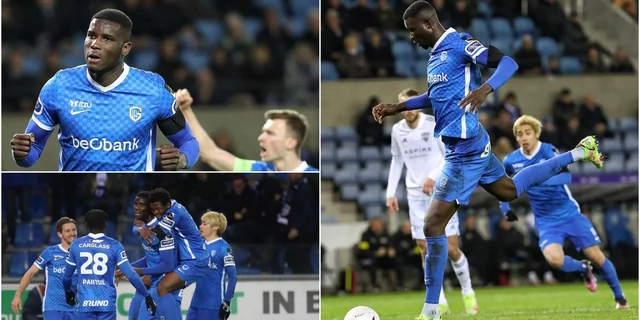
[34,245,77,312]
[425,28,488,139]
[503,142,581,229]
[30,63,177,171]
[149,200,209,262]
[139,226,176,286]
[66,233,129,313]
[191,238,236,309]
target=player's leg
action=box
[445,213,478,315]
[569,215,627,308]
[64,311,79,320]
[129,291,145,320]
[152,272,187,319]
[481,137,603,201]
[95,312,117,320]
[538,226,596,290]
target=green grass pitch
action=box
[321,281,638,320]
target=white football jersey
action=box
[386,113,446,199]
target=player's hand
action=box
[134,268,144,276]
[11,133,35,160]
[157,145,187,170]
[219,301,231,320]
[504,210,518,222]
[175,88,194,111]
[458,84,493,114]
[386,197,399,212]
[145,295,157,316]
[11,295,22,314]
[65,291,77,306]
[372,103,400,124]
[138,227,156,243]
[115,269,127,286]
[422,178,436,196]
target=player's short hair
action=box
[149,188,172,206]
[398,88,419,101]
[201,211,228,235]
[56,217,77,233]
[264,109,309,154]
[92,8,133,41]
[403,0,435,20]
[136,191,150,199]
[85,209,108,232]
[513,115,542,136]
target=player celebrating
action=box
[63,209,156,320]
[10,8,199,171]
[133,188,209,319]
[11,217,78,319]
[501,115,628,309]
[371,2,605,319]
[186,211,238,320]
[175,88,317,171]
[386,88,477,315]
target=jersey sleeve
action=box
[31,74,61,131]
[541,143,560,159]
[456,35,488,64]
[113,242,129,267]
[66,245,77,267]
[502,155,515,176]
[34,247,51,270]
[233,159,275,171]
[156,77,178,120]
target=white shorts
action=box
[408,197,460,240]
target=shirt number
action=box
[80,252,109,276]
[480,141,491,158]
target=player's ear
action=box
[121,41,132,57]
[286,137,298,151]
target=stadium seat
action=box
[416,48,432,60]
[340,183,360,201]
[321,61,339,80]
[392,41,414,60]
[470,19,490,43]
[490,39,512,56]
[535,37,560,58]
[321,126,335,142]
[194,19,223,46]
[381,145,392,159]
[603,153,625,173]
[365,205,384,219]
[15,222,45,248]
[513,17,535,36]
[604,208,636,247]
[608,118,620,133]
[106,221,118,240]
[123,226,140,246]
[559,57,582,74]
[49,224,60,245]
[619,117,638,133]
[243,18,263,39]
[395,60,414,77]
[413,59,429,77]
[624,133,638,152]
[489,18,513,40]
[477,1,492,18]
[357,191,383,208]
[179,50,210,73]
[335,126,359,142]
[131,50,159,71]
[22,55,44,76]
[359,166,381,184]
[29,193,47,220]
[334,165,359,186]
[360,146,381,161]
[290,0,317,15]
[10,252,39,277]
[626,155,638,172]
[336,146,359,163]
[321,144,335,163]
[255,0,285,13]
[601,138,623,153]
[581,162,601,175]
[321,163,337,180]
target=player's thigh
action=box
[43,311,71,320]
[434,157,485,206]
[186,307,219,320]
[444,212,460,237]
[539,228,567,265]
[479,155,513,201]
[408,198,428,240]
[136,300,156,320]
[174,260,209,287]
[65,311,79,320]
[91,312,117,320]
[565,215,602,252]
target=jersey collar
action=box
[291,161,310,172]
[519,141,542,160]
[57,244,69,252]
[88,233,105,238]
[432,28,457,52]
[402,112,425,130]
[206,237,222,245]
[86,63,131,93]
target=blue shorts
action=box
[175,259,209,286]
[435,131,505,206]
[78,312,116,320]
[185,307,219,320]
[538,214,601,251]
[43,311,77,320]
[137,296,182,320]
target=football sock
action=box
[423,235,447,317]
[598,258,624,299]
[451,253,474,296]
[150,286,182,319]
[559,256,587,273]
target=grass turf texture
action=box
[321,281,638,320]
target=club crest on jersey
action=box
[211,250,216,257]
[129,106,142,122]
[421,132,431,141]
[440,51,447,61]
[34,100,44,115]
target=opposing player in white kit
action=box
[385,88,479,315]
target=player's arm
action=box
[156,84,199,169]
[12,258,44,305]
[115,243,151,296]
[63,250,77,293]
[223,247,238,303]
[13,74,61,167]
[473,42,519,93]
[138,226,178,275]
[130,257,148,268]
[402,92,432,111]
[386,130,405,199]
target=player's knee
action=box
[584,247,606,266]
[156,282,170,296]
[447,246,461,261]
[545,253,564,269]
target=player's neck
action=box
[205,235,220,242]
[407,118,419,129]
[60,242,70,251]
[275,153,303,171]
[522,141,539,155]
[90,63,125,87]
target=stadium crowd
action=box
[3,0,319,111]
[320,0,636,79]
[2,173,320,277]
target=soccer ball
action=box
[344,306,380,320]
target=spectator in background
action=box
[539,117,561,147]
[514,35,542,75]
[321,0,348,24]
[494,218,528,286]
[257,7,294,74]
[545,56,561,75]
[285,43,320,106]
[185,173,226,221]
[364,30,395,77]
[558,116,586,150]
[498,91,523,123]
[563,12,590,58]
[51,174,81,222]
[376,0,401,31]
[392,221,423,290]
[449,0,474,30]
[609,47,636,73]
[460,215,493,285]
[356,96,386,146]
[321,9,345,61]
[584,47,608,73]
[491,0,520,19]
[478,111,490,130]
[490,109,518,149]
[2,51,35,112]
[535,0,567,42]
[336,33,371,78]
[246,45,279,104]
[224,175,258,229]
[552,88,577,128]
[348,0,379,32]
[493,137,516,160]
[301,10,320,53]
[579,94,613,138]
[220,13,253,68]
[356,217,395,292]
[430,0,451,28]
